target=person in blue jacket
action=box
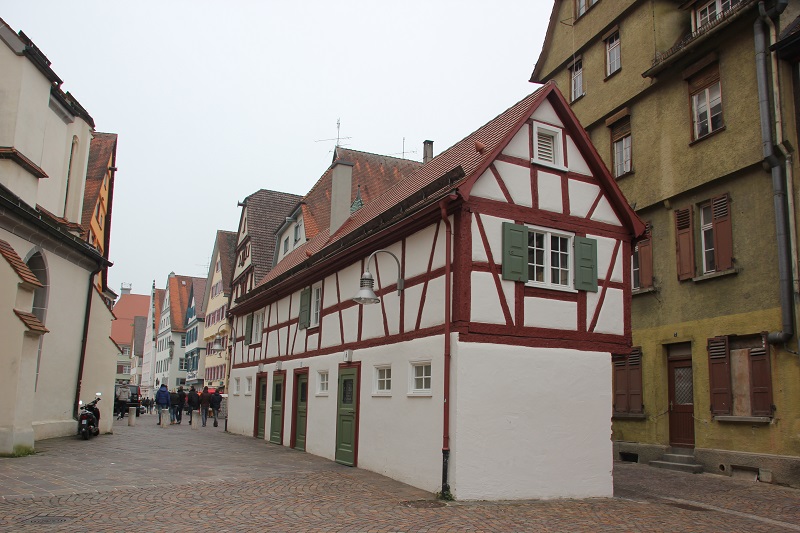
[155,384,171,426]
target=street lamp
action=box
[352,250,404,305]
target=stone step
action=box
[661,453,698,465]
[649,460,704,474]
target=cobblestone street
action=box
[0,413,798,532]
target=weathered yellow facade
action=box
[533,0,800,485]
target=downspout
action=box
[438,194,457,500]
[73,265,102,418]
[754,0,793,346]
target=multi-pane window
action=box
[610,115,632,178]
[696,0,741,30]
[311,285,322,327]
[179,358,187,371]
[246,376,253,394]
[294,222,302,243]
[632,226,653,291]
[181,334,186,348]
[674,194,732,281]
[122,346,130,356]
[527,228,573,290]
[251,311,264,344]
[692,81,723,139]
[234,377,241,394]
[375,366,391,394]
[606,32,620,76]
[576,0,597,17]
[283,237,289,254]
[570,59,584,101]
[411,362,432,393]
[318,371,329,394]
[700,203,716,273]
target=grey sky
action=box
[3,1,551,296]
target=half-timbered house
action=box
[227,82,645,500]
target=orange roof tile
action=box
[110,293,149,345]
[167,275,205,332]
[14,309,48,334]
[0,239,42,288]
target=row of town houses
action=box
[5,0,800,501]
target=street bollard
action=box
[128,407,136,426]
[191,410,199,430]
[160,409,169,427]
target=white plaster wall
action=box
[341,306,359,344]
[593,288,624,335]
[82,289,117,435]
[470,272,509,325]
[419,276,446,329]
[471,213,504,263]
[0,161,38,208]
[320,312,340,348]
[338,263,361,305]
[276,294,291,325]
[470,168,506,203]
[403,224,437,279]
[524,297,577,330]
[495,160,532,207]
[451,341,613,500]
[568,179,600,218]
[226,366,257,436]
[530,100,564,128]
[591,196,622,226]
[266,323,279,355]
[537,171,562,213]
[382,290,401,335]
[566,135,592,176]
[594,235,623,282]
[502,123,530,160]
[402,282,423,333]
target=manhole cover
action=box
[22,516,73,524]
[401,500,447,509]
[665,502,710,512]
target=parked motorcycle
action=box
[78,393,102,440]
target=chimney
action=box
[120,283,132,296]
[423,140,434,164]
[329,160,354,235]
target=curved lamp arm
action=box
[353,250,404,304]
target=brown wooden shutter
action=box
[749,341,773,417]
[638,239,653,289]
[628,348,643,414]
[711,194,733,271]
[707,336,732,415]
[675,208,695,281]
[687,63,720,94]
[613,355,629,413]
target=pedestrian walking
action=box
[200,386,212,427]
[210,388,223,427]
[169,389,179,424]
[155,384,170,425]
[187,386,200,425]
[175,386,186,424]
[115,383,131,420]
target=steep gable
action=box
[217,230,238,295]
[81,132,117,233]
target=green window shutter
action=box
[502,222,529,282]
[574,237,598,292]
[244,313,253,343]
[298,287,311,330]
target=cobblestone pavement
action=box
[0,413,798,532]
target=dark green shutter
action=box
[502,222,529,282]
[574,237,598,292]
[244,313,253,343]
[298,287,311,329]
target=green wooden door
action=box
[294,374,308,451]
[269,374,284,444]
[256,377,268,439]
[335,367,358,466]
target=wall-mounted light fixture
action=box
[352,250,404,305]
[275,360,282,371]
[343,349,353,362]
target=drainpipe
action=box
[438,193,457,499]
[73,265,102,418]
[754,0,793,346]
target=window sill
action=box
[689,126,726,146]
[604,68,621,82]
[612,412,647,420]
[233,393,240,396]
[570,93,585,105]
[372,393,392,398]
[632,286,657,296]
[407,392,432,397]
[306,326,320,335]
[244,392,252,397]
[714,415,771,424]
[315,392,329,397]
[526,282,578,294]
[614,169,634,181]
[692,268,737,283]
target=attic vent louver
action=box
[537,131,556,164]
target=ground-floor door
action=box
[256,376,268,439]
[335,367,358,466]
[269,374,284,445]
[668,356,695,447]
[293,373,308,451]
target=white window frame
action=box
[613,134,632,177]
[245,376,253,395]
[632,245,641,290]
[570,60,584,101]
[122,346,130,356]
[695,0,740,30]
[531,122,565,170]
[250,311,264,345]
[525,225,576,292]
[692,81,723,140]
[373,365,392,396]
[234,377,241,395]
[408,361,432,396]
[179,357,187,371]
[310,283,322,327]
[700,203,716,274]
[606,32,620,76]
[317,370,329,396]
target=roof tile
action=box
[0,239,42,288]
[14,309,48,334]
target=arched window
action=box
[25,250,49,323]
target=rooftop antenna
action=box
[387,137,418,159]
[315,118,352,152]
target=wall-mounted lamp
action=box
[258,363,264,373]
[352,250,404,305]
[343,349,353,362]
[275,360,282,371]
[168,339,175,358]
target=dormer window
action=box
[294,221,302,243]
[694,0,741,31]
[532,122,565,170]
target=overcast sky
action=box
[3,1,551,297]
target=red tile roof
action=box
[110,293,149,345]
[14,310,48,334]
[191,277,208,321]
[216,230,238,295]
[167,275,205,333]
[0,239,42,288]
[37,203,85,236]
[239,189,303,286]
[81,133,117,242]
[154,288,166,332]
